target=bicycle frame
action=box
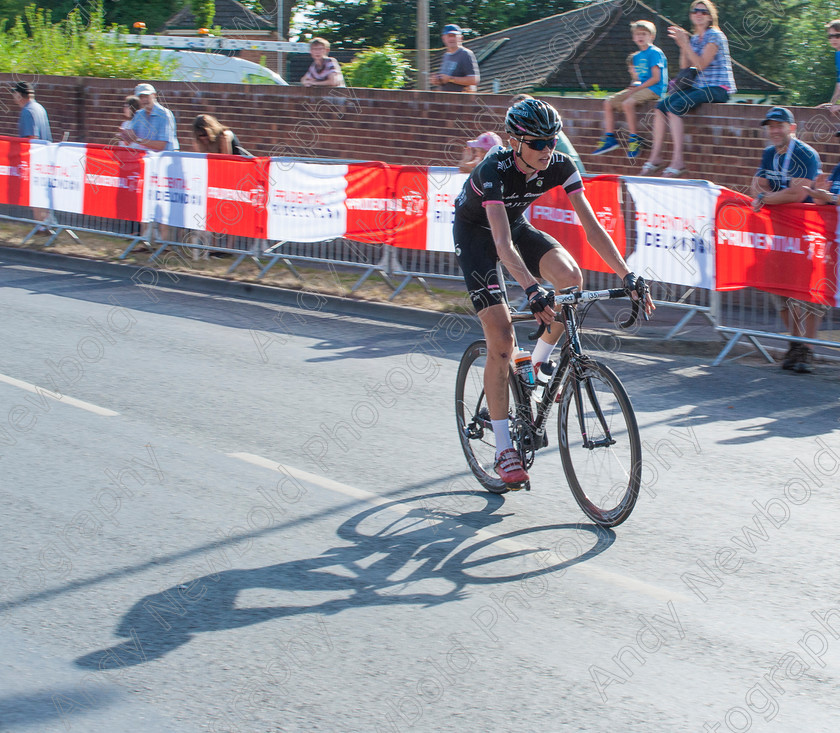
[509,288,629,455]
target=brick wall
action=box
[4,73,840,193]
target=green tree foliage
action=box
[343,42,411,88]
[32,0,187,34]
[0,2,177,77]
[190,0,214,29]
[295,0,580,47]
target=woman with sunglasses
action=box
[191,114,251,157]
[818,20,840,116]
[642,0,735,178]
[452,98,653,486]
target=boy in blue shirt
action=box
[592,20,668,158]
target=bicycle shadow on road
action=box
[74,491,614,671]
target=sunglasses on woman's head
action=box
[518,137,558,151]
[691,7,710,13]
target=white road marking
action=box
[0,373,119,416]
[228,452,690,602]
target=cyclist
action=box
[453,98,653,486]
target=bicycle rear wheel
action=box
[557,359,641,527]
[455,340,520,494]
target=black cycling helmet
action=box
[504,99,563,138]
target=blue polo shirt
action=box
[128,102,179,151]
[19,100,52,142]
[755,138,820,193]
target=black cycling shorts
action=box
[453,217,561,312]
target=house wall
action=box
[3,75,838,193]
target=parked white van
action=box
[138,49,288,85]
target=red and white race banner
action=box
[29,141,85,214]
[715,188,839,306]
[206,155,268,238]
[343,162,394,244]
[267,160,350,243]
[145,153,207,230]
[426,167,467,252]
[624,179,718,289]
[528,175,625,273]
[83,144,146,223]
[0,136,29,207]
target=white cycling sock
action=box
[531,337,556,367]
[491,419,513,455]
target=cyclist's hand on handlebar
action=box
[526,283,556,326]
[623,272,655,318]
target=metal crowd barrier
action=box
[1,167,838,369]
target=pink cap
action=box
[467,132,503,151]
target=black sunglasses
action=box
[518,137,558,151]
[830,33,840,39]
[691,7,710,13]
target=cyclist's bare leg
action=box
[478,303,515,421]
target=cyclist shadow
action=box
[74,491,614,670]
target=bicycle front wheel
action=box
[455,340,518,494]
[557,359,641,527]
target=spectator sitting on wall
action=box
[750,106,823,374]
[641,0,735,178]
[429,24,479,92]
[817,19,840,116]
[192,115,252,157]
[459,131,503,173]
[591,20,667,160]
[119,83,179,152]
[301,38,346,87]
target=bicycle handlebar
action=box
[516,288,646,341]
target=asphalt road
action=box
[1,258,839,732]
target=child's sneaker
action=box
[626,134,650,158]
[592,134,619,155]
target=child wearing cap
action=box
[430,24,479,92]
[458,131,503,173]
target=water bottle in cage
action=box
[513,349,535,389]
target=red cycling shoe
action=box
[494,448,529,486]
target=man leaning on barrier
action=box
[119,83,179,152]
[750,106,824,374]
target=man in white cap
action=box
[430,24,479,92]
[119,83,179,151]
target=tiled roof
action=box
[431,0,780,95]
[164,0,274,32]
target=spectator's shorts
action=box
[453,217,561,313]
[657,85,729,116]
[608,87,661,110]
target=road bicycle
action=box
[455,275,645,527]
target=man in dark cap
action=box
[12,81,52,142]
[430,24,479,92]
[751,106,823,373]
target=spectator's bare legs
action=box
[666,112,686,171]
[603,98,616,135]
[783,301,822,340]
[647,108,668,165]
[621,97,639,136]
